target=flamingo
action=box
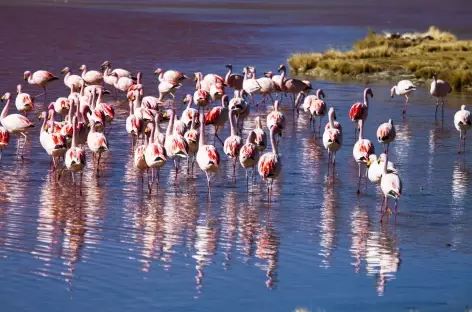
[390,80,416,117]
[144,122,167,189]
[181,94,199,128]
[353,120,375,194]
[133,130,149,185]
[64,116,86,192]
[430,73,452,120]
[87,119,109,177]
[228,90,249,135]
[164,108,189,178]
[224,109,243,180]
[173,114,187,137]
[209,82,225,102]
[303,89,327,134]
[110,72,136,93]
[101,61,133,78]
[0,126,9,161]
[323,107,342,178]
[454,105,471,154]
[239,130,260,185]
[194,73,212,110]
[349,87,373,141]
[154,68,187,85]
[184,114,199,175]
[154,68,181,100]
[258,126,282,203]
[39,111,67,170]
[15,84,34,116]
[102,61,133,99]
[54,97,70,119]
[196,111,220,193]
[205,94,229,145]
[61,67,84,91]
[23,70,58,102]
[379,153,402,222]
[367,153,397,185]
[252,66,276,106]
[79,64,104,86]
[253,116,267,152]
[125,95,142,140]
[242,66,262,105]
[264,71,283,98]
[277,64,312,108]
[377,119,396,154]
[224,64,243,91]
[1,92,34,159]
[266,100,286,139]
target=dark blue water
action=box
[0,1,472,311]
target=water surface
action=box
[0,1,472,311]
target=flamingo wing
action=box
[349,102,364,121]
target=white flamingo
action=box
[390,80,416,117]
[430,73,452,120]
[454,105,471,154]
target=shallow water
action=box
[1,2,472,311]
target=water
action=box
[1,1,472,311]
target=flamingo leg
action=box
[332,152,336,182]
[174,159,179,179]
[458,131,462,154]
[157,168,160,187]
[356,163,361,195]
[232,158,236,182]
[205,172,211,196]
[97,153,102,177]
[441,98,445,120]
[79,171,83,196]
[380,195,387,223]
[20,133,28,160]
[402,95,409,117]
[464,131,467,153]
[435,98,439,120]
[327,150,331,178]
[187,156,190,175]
[394,199,398,224]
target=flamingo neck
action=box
[1,98,10,120]
[27,76,34,85]
[363,90,369,107]
[133,90,141,111]
[149,126,155,144]
[129,100,134,116]
[329,111,335,128]
[225,67,232,84]
[199,117,205,147]
[256,118,262,129]
[270,128,278,155]
[96,91,103,106]
[166,111,175,136]
[41,114,47,132]
[251,68,257,80]
[358,120,364,141]
[71,119,77,148]
[64,72,71,86]
[382,155,388,174]
[229,111,236,136]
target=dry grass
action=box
[288,26,472,90]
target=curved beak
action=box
[0,96,4,102]
[366,160,371,167]
[23,74,27,80]
[101,62,107,69]
[60,68,66,74]
[183,97,188,104]
[79,66,84,71]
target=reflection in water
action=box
[365,225,401,296]
[220,190,238,269]
[392,121,411,164]
[255,211,280,289]
[193,202,218,295]
[237,195,260,264]
[350,202,400,296]
[318,184,337,268]
[450,161,468,248]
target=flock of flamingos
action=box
[0,62,470,222]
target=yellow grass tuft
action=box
[288,26,472,90]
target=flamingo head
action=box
[366,154,377,167]
[432,72,438,79]
[144,122,154,133]
[183,94,192,104]
[16,84,22,94]
[379,153,387,164]
[38,111,47,121]
[365,87,373,98]
[390,86,396,98]
[23,71,31,80]
[101,61,110,69]
[193,72,202,81]
[277,64,286,72]
[221,94,229,107]
[264,71,273,78]
[79,64,86,72]
[316,89,325,99]
[328,107,336,119]
[303,80,313,90]
[154,68,162,75]
[127,91,136,101]
[225,64,233,69]
[61,67,70,74]
[1,92,11,101]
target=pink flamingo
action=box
[65,116,86,193]
[349,88,373,141]
[78,64,104,86]
[61,67,84,91]
[323,107,343,178]
[181,94,199,128]
[266,100,286,140]
[194,73,212,110]
[239,130,260,185]
[184,114,199,175]
[0,126,9,161]
[39,111,67,171]
[224,64,243,91]
[54,97,70,119]
[164,108,189,178]
[154,68,181,100]
[154,67,188,85]
[253,116,267,152]
[277,64,312,108]
[302,88,326,134]
[23,70,59,102]
[430,73,452,120]
[258,126,282,203]
[87,119,109,177]
[377,119,396,154]
[144,121,167,190]
[224,109,243,181]
[15,84,35,117]
[353,119,375,194]
[454,105,471,154]
[196,112,220,193]
[205,94,229,145]
[379,153,402,223]
[1,92,34,159]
